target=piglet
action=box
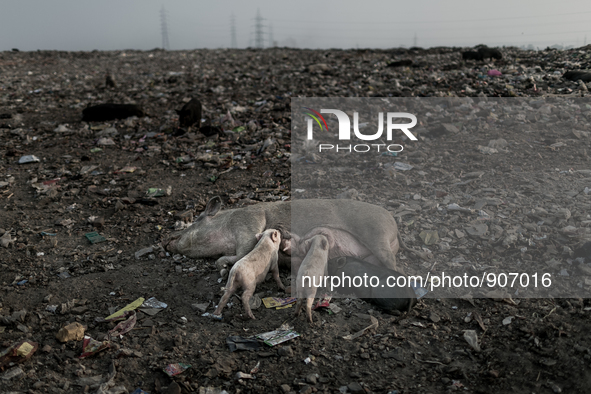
[213,229,285,319]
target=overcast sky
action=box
[1,0,590,51]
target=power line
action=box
[160,6,170,50]
[254,8,265,48]
[230,13,237,48]
[269,22,274,47]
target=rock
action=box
[488,138,508,149]
[135,247,154,259]
[336,189,358,199]
[56,322,85,342]
[465,223,488,237]
[164,382,182,394]
[305,374,318,385]
[1,232,14,248]
[429,312,441,323]
[0,366,24,380]
[299,385,313,394]
[191,303,209,313]
[348,382,365,394]
[278,346,293,357]
[281,384,291,393]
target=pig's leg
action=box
[241,286,256,320]
[294,235,329,325]
[215,255,240,270]
[294,298,315,325]
[214,283,237,316]
[271,263,285,291]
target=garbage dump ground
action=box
[2,47,591,393]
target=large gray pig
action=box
[327,256,417,313]
[164,196,404,271]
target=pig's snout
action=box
[162,233,181,251]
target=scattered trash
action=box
[487,69,502,77]
[56,322,85,342]
[163,363,191,377]
[18,155,40,164]
[85,231,107,244]
[202,312,223,321]
[256,326,300,346]
[226,336,262,352]
[328,303,342,314]
[109,311,137,337]
[235,371,254,380]
[0,340,38,369]
[105,297,145,321]
[410,281,429,299]
[343,316,379,340]
[262,297,297,309]
[79,336,110,358]
[312,295,332,310]
[146,186,172,197]
[139,297,168,316]
[419,230,439,245]
[463,330,481,351]
[392,162,413,171]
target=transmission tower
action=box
[231,13,237,48]
[269,23,274,47]
[160,6,170,50]
[254,9,265,48]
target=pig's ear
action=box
[204,196,222,217]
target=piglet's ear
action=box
[271,230,280,242]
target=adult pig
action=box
[213,229,284,319]
[164,197,404,272]
[327,256,417,313]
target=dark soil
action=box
[1,47,591,394]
